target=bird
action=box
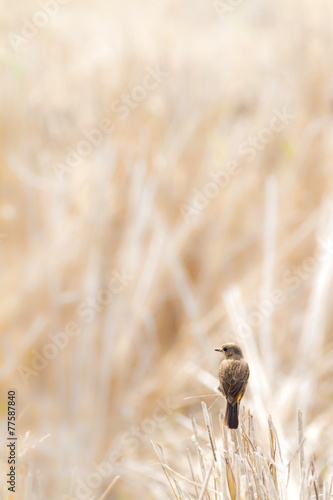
[215,343,249,429]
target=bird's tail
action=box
[224,401,239,429]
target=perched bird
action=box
[215,343,249,429]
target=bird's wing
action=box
[220,360,249,404]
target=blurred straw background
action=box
[1,0,333,498]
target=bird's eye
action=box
[223,347,227,352]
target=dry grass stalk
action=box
[155,404,328,500]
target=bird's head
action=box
[215,343,243,360]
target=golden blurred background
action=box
[1,0,333,498]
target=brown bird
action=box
[215,343,249,429]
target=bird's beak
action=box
[215,348,222,352]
